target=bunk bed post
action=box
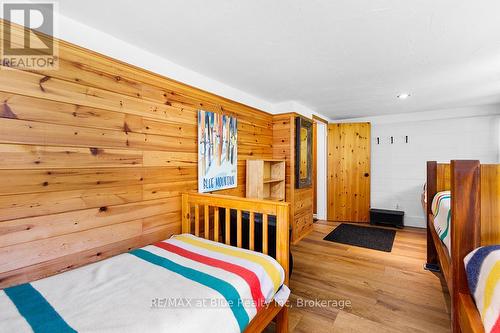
[425,161,440,271]
[450,160,481,333]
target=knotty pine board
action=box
[272,113,313,243]
[327,122,371,222]
[0,21,274,288]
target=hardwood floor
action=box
[267,221,451,333]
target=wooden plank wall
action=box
[0,22,273,288]
[272,113,313,243]
[272,114,295,208]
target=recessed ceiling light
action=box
[397,93,410,99]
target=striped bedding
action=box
[464,246,500,333]
[431,191,451,255]
[0,234,290,333]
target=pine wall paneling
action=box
[272,113,313,243]
[0,21,274,288]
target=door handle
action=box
[364,173,370,177]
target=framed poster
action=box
[198,110,238,193]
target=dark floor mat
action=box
[323,223,396,252]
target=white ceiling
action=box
[54,0,500,119]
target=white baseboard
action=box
[403,216,426,228]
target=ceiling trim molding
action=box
[312,114,329,124]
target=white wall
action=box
[338,104,500,228]
[315,122,328,220]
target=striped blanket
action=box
[464,246,500,333]
[0,234,289,333]
[431,191,451,255]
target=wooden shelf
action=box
[264,196,285,202]
[263,178,285,184]
[246,159,286,201]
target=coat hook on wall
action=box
[390,136,394,144]
[405,135,409,144]
[376,137,380,144]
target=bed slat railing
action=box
[249,212,255,251]
[194,205,200,237]
[263,214,269,255]
[225,208,231,245]
[204,204,210,239]
[214,207,220,242]
[181,193,290,284]
[237,210,243,247]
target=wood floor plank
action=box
[264,221,451,333]
[333,311,400,333]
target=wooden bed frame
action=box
[426,160,500,333]
[182,192,290,333]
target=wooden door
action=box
[312,121,317,214]
[327,123,371,222]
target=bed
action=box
[430,190,451,255]
[426,160,500,333]
[0,193,291,333]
